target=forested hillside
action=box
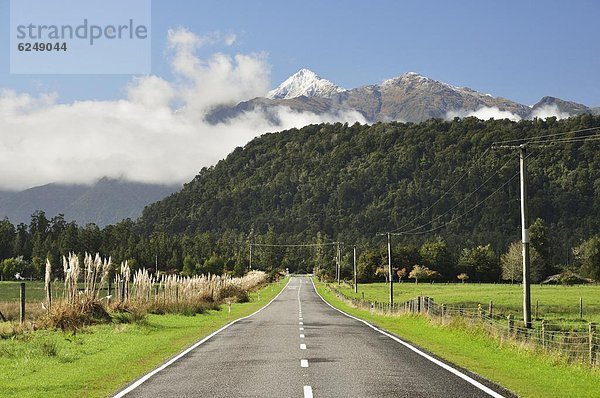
[139,115,600,261]
[2,115,600,282]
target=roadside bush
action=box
[42,300,111,332]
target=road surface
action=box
[118,277,512,397]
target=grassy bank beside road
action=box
[315,280,600,398]
[0,279,287,398]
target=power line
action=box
[527,134,600,147]
[396,153,517,234]
[249,242,339,248]
[388,127,599,235]
[389,146,494,233]
[390,150,539,236]
[394,171,519,236]
[492,126,600,146]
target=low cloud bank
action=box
[0,27,365,190]
[446,104,572,123]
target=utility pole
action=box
[336,242,341,285]
[249,244,253,270]
[353,245,358,293]
[492,143,532,328]
[520,145,532,328]
[387,233,393,307]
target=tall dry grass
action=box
[25,253,268,331]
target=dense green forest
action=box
[1,115,600,282]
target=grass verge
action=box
[0,278,287,398]
[315,280,600,398]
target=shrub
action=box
[42,299,111,332]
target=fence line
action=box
[327,285,598,366]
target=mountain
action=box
[0,178,179,227]
[138,115,600,268]
[207,70,594,124]
[349,72,530,122]
[266,69,345,99]
[531,96,593,117]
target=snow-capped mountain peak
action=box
[267,69,345,99]
[381,71,430,87]
[380,72,493,98]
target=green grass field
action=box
[0,281,46,302]
[335,282,600,323]
[315,281,600,398]
[0,279,288,398]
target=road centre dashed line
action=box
[303,386,313,398]
[301,359,309,368]
[300,343,307,350]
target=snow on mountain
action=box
[208,69,591,124]
[267,69,345,99]
[381,72,494,98]
[381,71,430,86]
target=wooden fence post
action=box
[19,282,25,324]
[580,297,584,319]
[488,300,493,319]
[541,320,547,349]
[590,323,597,365]
[507,314,514,337]
[428,298,434,316]
[417,296,421,313]
[46,282,52,313]
[535,299,539,319]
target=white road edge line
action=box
[112,278,293,397]
[310,278,506,398]
[303,385,313,398]
[300,359,309,367]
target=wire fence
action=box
[328,285,599,366]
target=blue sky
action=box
[1,0,599,106]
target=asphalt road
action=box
[119,277,512,398]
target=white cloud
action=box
[0,28,365,190]
[529,104,570,120]
[447,104,573,123]
[446,106,522,122]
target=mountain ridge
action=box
[208,69,595,124]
